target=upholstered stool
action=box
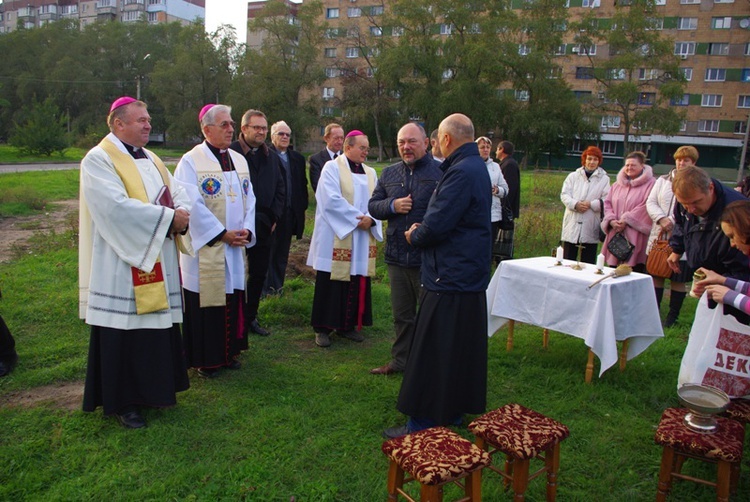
[381,426,491,501]
[723,398,750,425]
[468,403,570,501]
[654,407,744,502]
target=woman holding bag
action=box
[601,151,655,272]
[646,145,699,327]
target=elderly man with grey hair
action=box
[265,120,309,296]
[174,103,257,378]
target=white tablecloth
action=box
[487,256,664,376]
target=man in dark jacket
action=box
[308,123,344,193]
[668,165,748,281]
[367,123,442,375]
[266,120,309,296]
[384,113,492,438]
[229,109,285,336]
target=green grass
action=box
[0,168,739,500]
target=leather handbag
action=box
[607,232,634,262]
[499,199,514,230]
[647,231,673,278]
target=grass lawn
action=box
[0,168,740,501]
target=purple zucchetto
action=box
[109,96,136,113]
[345,130,365,138]
[199,104,216,122]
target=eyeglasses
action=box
[358,146,370,153]
[247,125,268,132]
[275,132,291,137]
[210,120,235,129]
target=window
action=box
[548,67,563,79]
[701,94,723,107]
[712,17,732,29]
[680,0,699,3]
[698,120,720,132]
[326,8,339,19]
[370,27,382,36]
[714,0,734,3]
[746,43,750,56]
[708,43,729,55]
[674,42,696,56]
[440,24,452,35]
[671,95,689,106]
[570,139,584,153]
[639,68,659,80]
[601,116,621,129]
[653,0,666,4]
[705,68,726,81]
[365,67,374,78]
[574,90,592,101]
[147,12,158,22]
[518,44,530,56]
[582,0,601,6]
[515,90,529,101]
[324,48,336,58]
[738,96,750,108]
[678,18,698,30]
[743,69,750,82]
[325,68,338,78]
[468,23,481,34]
[347,7,360,17]
[681,68,693,81]
[392,26,404,37]
[573,44,596,55]
[321,107,335,116]
[122,11,143,22]
[323,87,335,99]
[600,141,617,155]
[370,6,384,15]
[680,121,687,132]
[347,27,359,38]
[367,47,380,57]
[646,18,663,30]
[575,67,594,79]
[608,69,626,80]
[736,121,748,134]
[325,29,338,39]
[346,47,359,58]
[554,44,567,56]
[638,92,656,105]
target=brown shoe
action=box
[370,364,399,375]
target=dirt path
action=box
[0,199,79,263]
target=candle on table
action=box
[556,246,564,263]
[596,254,605,271]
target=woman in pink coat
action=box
[601,151,656,271]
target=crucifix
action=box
[227,185,238,203]
[571,243,586,270]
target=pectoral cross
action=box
[227,185,237,202]
[572,243,586,270]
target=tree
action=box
[229,0,327,146]
[10,97,69,156]
[572,0,686,153]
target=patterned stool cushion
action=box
[381,426,491,486]
[468,403,570,460]
[654,408,745,463]
[724,399,750,424]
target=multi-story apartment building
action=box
[311,0,750,169]
[0,0,204,33]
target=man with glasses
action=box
[266,121,309,296]
[174,104,256,378]
[230,109,285,337]
[307,130,383,348]
[308,123,344,193]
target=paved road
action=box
[0,163,80,173]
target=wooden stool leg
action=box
[511,458,531,501]
[716,460,731,502]
[656,446,675,502]
[619,339,629,372]
[730,460,741,495]
[507,320,515,351]
[386,460,404,501]
[420,484,443,502]
[504,455,514,490]
[585,349,595,384]
[545,443,561,501]
[543,328,549,349]
[465,469,482,501]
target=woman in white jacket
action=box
[477,137,509,261]
[560,146,611,264]
[646,145,698,327]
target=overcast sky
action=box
[205,0,248,46]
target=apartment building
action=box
[0,0,204,33]
[314,0,750,169]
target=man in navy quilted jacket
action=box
[368,123,442,375]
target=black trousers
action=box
[0,314,16,364]
[245,242,272,323]
[264,211,294,294]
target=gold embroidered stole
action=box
[330,156,377,281]
[189,145,250,307]
[98,138,170,315]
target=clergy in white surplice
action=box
[80,97,193,429]
[307,130,383,348]
[174,104,256,378]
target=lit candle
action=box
[556,246,564,263]
[596,254,605,271]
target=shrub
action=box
[9,97,69,156]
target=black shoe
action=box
[382,425,411,439]
[249,319,270,336]
[315,331,331,347]
[0,353,17,377]
[226,359,241,370]
[338,330,364,342]
[197,367,219,378]
[115,409,146,429]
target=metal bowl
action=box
[677,384,730,433]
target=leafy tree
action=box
[229,0,327,146]
[572,0,686,153]
[10,97,69,156]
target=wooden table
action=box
[487,257,664,382]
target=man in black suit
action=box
[0,288,17,377]
[266,121,309,295]
[308,123,344,193]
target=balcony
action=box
[96,1,117,17]
[38,5,59,22]
[18,7,36,20]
